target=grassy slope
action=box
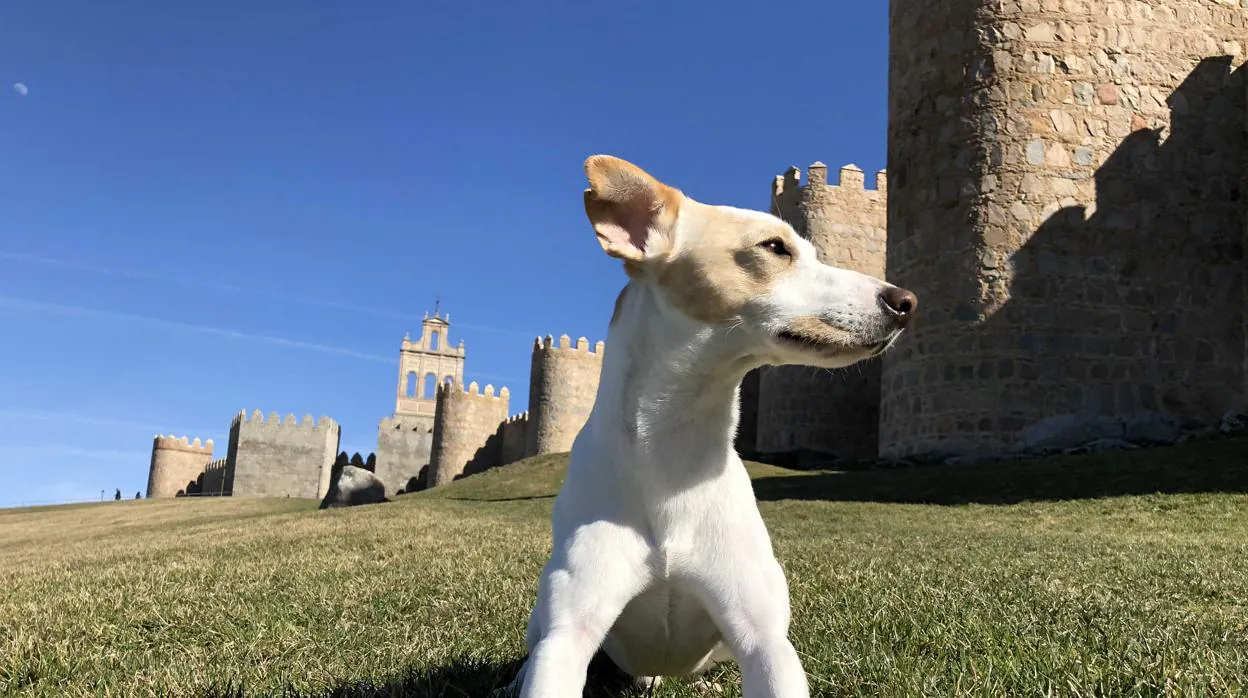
[1,436,1246,697]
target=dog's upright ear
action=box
[583,155,681,264]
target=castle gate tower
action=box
[881,0,1246,459]
[754,162,888,462]
[375,308,466,493]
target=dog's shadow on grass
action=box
[205,652,673,698]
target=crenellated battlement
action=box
[437,379,511,402]
[232,408,338,430]
[775,162,887,195]
[152,434,214,454]
[532,334,606,356]
[429,376,511,488]
[527,333,606,458]
[148,434,215,498]
[505,411,528,425]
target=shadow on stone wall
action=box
[399,466,429,495]
[889,56,1245,459]
[982,57,1245,453]
[455,429,505,481]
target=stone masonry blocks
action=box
[500,412,529,466]
[146,435,213,498]
[375,414,434,495]
[428,381,510,487]
[227,409,341,498]
[880,0,1247,459]
[756,163,889,460]
[525,335,606,457]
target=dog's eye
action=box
[760,238,790,257]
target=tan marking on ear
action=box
[655,202,801,324]
[583,155,682,263]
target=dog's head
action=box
[584,155,916,370]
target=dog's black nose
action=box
[880,286,917,326]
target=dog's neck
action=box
[589,280,760,479]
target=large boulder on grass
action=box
[319,465,388,509]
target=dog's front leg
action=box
[694,557,809,697]
[519,520,652,698]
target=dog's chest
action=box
[607,578,722,675]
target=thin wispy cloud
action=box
[0,295,520,383]
[12,82,27,97]
[0,249,534,337]
[0,445,146,460]
[0,408,215,437]
[0,295,395,363]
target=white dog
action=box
[508,155,916,697]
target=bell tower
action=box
[395,304,466,418]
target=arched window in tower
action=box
[443,375,454,387]
[431,330,441,351]
[405,371,418,398]
[423,372,438,398]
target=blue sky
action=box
[0,1,888,507]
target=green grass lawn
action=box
[2,436,1247,697]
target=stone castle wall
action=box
[428,381,510,487]
[525,335,605,457]
[227,409,341,498]
[198,458,229,496]
[880,0,1246,459]
[146,435,213,498]
[375,414,434,495]
[755,162,889,461]
[500,412,529,466]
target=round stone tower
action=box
[146,435,214,498]
[754,162,888,462]
[881,0,1246,459]
[525,334,605,457]
[427,380,510,487]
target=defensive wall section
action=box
[195,458,229,496]
[880,0,1247,459]
[428,381,510,487]
[525,335,606,458]
[146,435,213,498]
[227,409,341,499]
[754,162,889,462]
[500,412,529,466]
[375,414,434,496]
